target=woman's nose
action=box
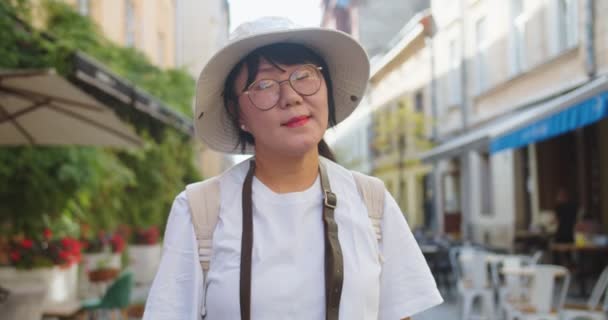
[277,81,303,109]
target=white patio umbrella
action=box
[0,69,142,147]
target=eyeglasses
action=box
[238,64,323,111]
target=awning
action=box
[490,91,608,153]
[420,75,608,162]
[0,69,142,147]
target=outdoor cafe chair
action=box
[505,265,570,320]
[526,250,543,266]
[490,255,526,320]
[82,271,133,320]
[458,248,496,320]
[561,265,608,320]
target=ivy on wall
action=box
[0,0,200,239]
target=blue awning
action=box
[490,92,608,153]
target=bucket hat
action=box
[194,16,370,154]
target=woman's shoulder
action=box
[185,159,251,192]
[321,157,383,191]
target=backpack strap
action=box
[186,177,221,272]
[351,171,386,241]
[185,177,220,318]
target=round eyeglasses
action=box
[239,64,323,111]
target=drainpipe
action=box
[584,0,596,78]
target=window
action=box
[125,0,135,47]
[414,90,424,113]
[557,0,578,51]
[509,0,526,75]
[448,39,461,105]
[78,0,89,16]
[475,17,488,94]
[443,172,461,214]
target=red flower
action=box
[9,250,20,262]
[110,234,126,253]
[43,228,53,240]
[58,250,70,262]
[20,239,33,249]
[61,237,71,248]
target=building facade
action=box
[174,0,229,78]
[328,10,435,228]
[368,12,434,229]
[173,0,231,178]
[424,0,608,249]
[329,0,608,248]
[64,0,176,68]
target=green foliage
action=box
[42,0,195,116]
[374,98,434,163]
[0,147,98,235]
[117,131,197,230]
[0,1,201,240]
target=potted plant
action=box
[128,225,162,285]
[0,228,82,307]
[81,228,127,279]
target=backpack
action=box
[185,170,385,316]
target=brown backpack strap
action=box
[240,161,255,320]
[319,161,344,320]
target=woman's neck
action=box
[253,147,320,194]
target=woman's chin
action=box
[271,138,320,158]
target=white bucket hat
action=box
[194,16,370,154]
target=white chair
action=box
[493,256,526,320]
[459,248,496,320]
[526,251,543,266]
[507,265,570,320]
[561,265,608,320]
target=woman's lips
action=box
[283,116,310,128]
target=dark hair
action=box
[222,42,336,160]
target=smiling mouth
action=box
[283,116,311,128]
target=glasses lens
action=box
[246,65,322,110]
[290,66,321,96]
[248,79,279,110]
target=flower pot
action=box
[78,252,121,299]
[0,264,79,307]
[88,268,120,282]
[129,244,162,284]
[83,252,121,271]
[0,282,47,320]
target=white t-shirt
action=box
[143,158,443,320]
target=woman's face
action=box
[234,59,329,157]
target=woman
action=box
[144,17,442,320]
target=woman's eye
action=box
[253,80,275,91]
[293,71,311,81]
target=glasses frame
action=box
[238,64,324,111]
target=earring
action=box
[240,124,247,131]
